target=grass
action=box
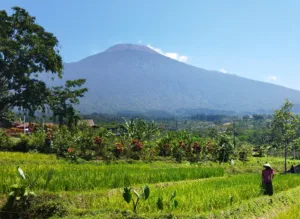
[0,153,224,193]
[275,204,300,219]
[1,152,300,218]
[56,173,300,217]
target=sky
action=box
[2,0,300,90]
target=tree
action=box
[271,99,298,173]
[0,7,63,116]
[48,79,88,127]
[120,117,160,141]
[217,134,233,163]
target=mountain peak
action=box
[104,43,158,54]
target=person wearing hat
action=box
[262,163,275,195]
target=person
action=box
[262,163,275,196]
[291,165,295,173]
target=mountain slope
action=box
[50,44,300,115]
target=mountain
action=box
[47,44,300,116]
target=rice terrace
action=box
[2,2,300,219]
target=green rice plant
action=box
[156,191,178,213]
[59,173,300,216]
[0,160,224,193]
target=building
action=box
[78,119,98,128]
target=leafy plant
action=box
[156,191,179,212]
[123,185,150,213]
[2,166,36,218]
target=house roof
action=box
[79,119,96,127]
[16,122,30,128]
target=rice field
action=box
[1,152,300,218]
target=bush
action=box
[27,129,48,153]
[27,193,67,218]
[238,143,253,162]
[1,193,67,219]
[13,134,30,152]
[0,129,14,151]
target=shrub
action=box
[238,143,253,162]
[27,129,48,152]
[27,193,67,218]
[0,129,14,151]
[13,134,30,152]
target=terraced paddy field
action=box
[0,152,300,218]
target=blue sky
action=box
[2,0,300,90]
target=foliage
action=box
[26,193,67,218]
[156,191,179,213]
[2,152,300,218]
[120,117,160,141]
[0,153,224,193]
[48,79,88,127]
[0,7,63,116]
[217,134,234,163]
[271,99,297,147]
[238,143,253,162]
[0,110,16,128]
[271,99,298,172]
[1,166,35,218]
[0,128,14,150]
[123,185,150,213]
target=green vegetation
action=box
[0,152,224,193]
[275,204,300,219]
[1,6,300,219]
[1,152,300,218]
[0,7,87,129]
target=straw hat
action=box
[263,163,272,168]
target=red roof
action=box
[16,122,30,128]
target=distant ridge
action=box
[51,44,300,116]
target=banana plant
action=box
[120,118,160,141]
[123,185,150,213]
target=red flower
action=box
[67,147,75,153]
[132,139,139,144]
[179,141,185,148]
[132,140,143,151]
[46,132,52,140]
[94,136,103,145]
[115,143,123,153]
[193,142,200,153]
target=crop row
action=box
[61,173,300,216]
[0,163,224,193]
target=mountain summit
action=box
[104,44,158,55]
[60,44,300,116]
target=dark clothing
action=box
[262,169,274,184]
[262,167,274,196]
[262,182,273,196]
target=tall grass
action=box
[0,162,223,193]
[62,173,300,216]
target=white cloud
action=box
[90,49,101,55]
[147,44,188,63]
[267,75,277,81]
[165,52,178,60]
[219,68,227,74]
[178,56,188,62]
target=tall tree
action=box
[271,99,298,173]
[0,7,63,116]
[48,79,88,127]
